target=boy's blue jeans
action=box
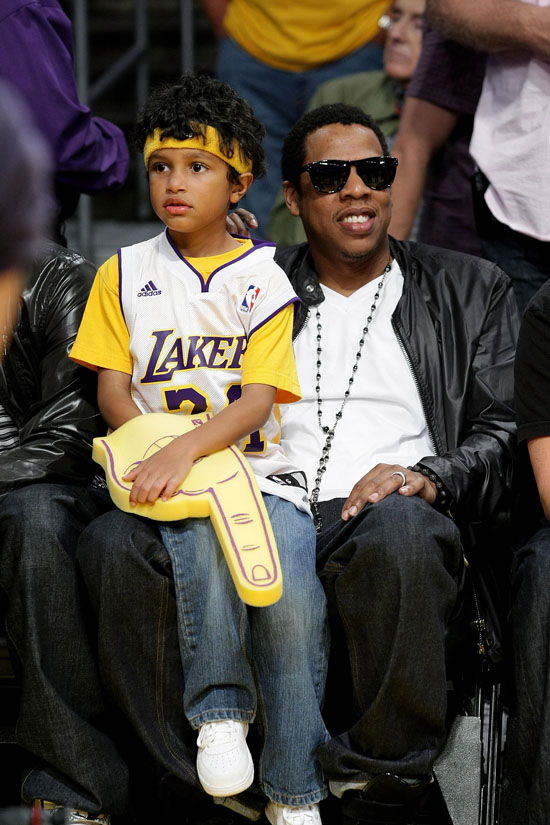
[159,494,330,807]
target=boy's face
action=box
[147,147,251,248]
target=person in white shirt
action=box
[427,0,550,314]
[274,102,517,824]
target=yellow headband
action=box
[143,126,253,174]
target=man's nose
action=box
[340,165,368,196]
[389,15,412,40]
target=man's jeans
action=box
[472,172,550,315]
[314,493,463,782]
[216,36,384,237]
[159,495,329,807]
[77,510,206,802]
[507,523,550,825]
[0,483,124,814]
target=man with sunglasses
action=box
[273,103,518,824]
[71,103,518,823]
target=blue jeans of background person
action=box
[507,523,550,825]
[481,227,550,317]
[216,36,384,238]
[159,494,330,807]
[0,483,124,815]
[314,493,462,783]
[472,170,550,315]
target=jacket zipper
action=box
[392,316,439,458]
[292,309,311,342]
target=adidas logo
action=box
[137,280,162,297]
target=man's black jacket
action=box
[0,241,103,500]
[275,237,519,524]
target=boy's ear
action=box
[230,172,254,204]
[283,180,301,217]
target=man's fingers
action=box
[341,466,431,519]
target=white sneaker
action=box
[196,720,254,796]
[33,800,111,824]
[265,800,322,825]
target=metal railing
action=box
[71,0,195,260]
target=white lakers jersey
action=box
[117,231,310,511]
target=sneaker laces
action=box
[197,720,245,750]
[281,805,320,825]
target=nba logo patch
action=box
[240,284,260,313]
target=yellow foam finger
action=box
[92,412,282,606]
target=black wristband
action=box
[408,463,449,510]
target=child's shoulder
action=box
[231,240,279,271]
[121,231,165,258]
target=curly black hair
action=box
[281,104,390,188]
[134,74,265,181]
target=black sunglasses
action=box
[299,156,398,194]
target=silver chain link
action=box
[310,260,391,531]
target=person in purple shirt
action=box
[388,21,486,257]
[0,79,52,347]
[0,0,129,245]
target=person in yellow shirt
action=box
[201,0,388,238]
[71,74,329,825]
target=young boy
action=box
[70,75,328,825]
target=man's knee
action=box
[77,509,168,581]
[0,484,94,582]
[0,483,74,529]
[512,526,550,616]
[328,493,462,577]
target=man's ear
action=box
[230,172,254,204]
[283,180,301,217]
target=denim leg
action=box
[251,496,329,806]
[509,524,550,825]
[316,493,462,782]
[76,510,202,795]
[477,214,550,316]
[216,37,383,238]
[161,496,329,806]
[159,517,256,727]
[0,483,127,814]
[216,37,305,238]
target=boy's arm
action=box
[98,368,142,429]
[124,383,277,505]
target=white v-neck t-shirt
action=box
[280,260,434,501]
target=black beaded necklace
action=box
[310,259,392,531]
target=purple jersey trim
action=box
[165,229,207,291]
[165,228,279,293]
[248,296,300,339]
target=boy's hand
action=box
[122,436,197,505]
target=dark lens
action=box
[308,162,349,194]
[356,158,397,190]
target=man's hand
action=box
[341,463,437,520]
[226,207,258,237]
[123,435,196,505]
